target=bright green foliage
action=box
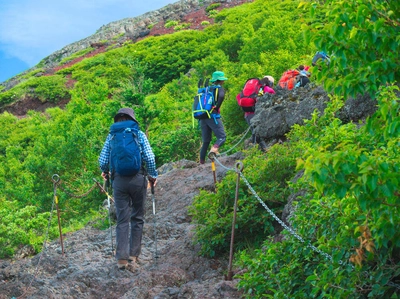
[59,47,94,65]
[2,6,397,297]
[165,20,179,28]
[0,75,69,106]
[236,88,400,298]
[206,3,221,12]
[0,198,57,258]
[189,144,297,257]
[305,0,400,98]
[0,0,314,258]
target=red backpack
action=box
[237,78,262,112]
[278,70,300,90]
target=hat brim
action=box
[210,77,228,82]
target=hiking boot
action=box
[117,259,128,270]
[259,141,268,153]
[128,256,137,263]
[209,146,219,155]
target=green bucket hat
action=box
[210,71,228,82]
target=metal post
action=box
[227,162,244,280]
[93,178,115,256]
[208,152,217,191]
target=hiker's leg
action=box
[245,114,256,143]
[200,119,212,162]
[128,173,147,257]
[200,141,210,163]
[113,175,131,261]
[211,119,226,148]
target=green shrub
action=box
[0,199,58,258]
[165,20,179,28]
[24,75,70,102]
[206,3,221,12]
[174,23,191,31]
[189,143,297,257]
[59,47,93,65]
[207,10,219,18]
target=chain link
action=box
[18,181,57,299]
[213,156,400,289]
[56,182,98,198]
[219,127,251,156]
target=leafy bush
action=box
[59,47,93,65]
[189,143,297,257]
[207,10,219,18]
[174,23,191,31]
[165,20,179,28]
[23,75,70,102]
[206,3,221,12]
[236,88,400,298]
[0,198,58,258]
[305,0,400,98]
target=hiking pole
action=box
[93,178,114,203]
[52,174,64,256]
[93,177,114,256]
[226,161,244,281]
[150,182,159,262]
[105,175,114,256]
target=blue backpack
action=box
[192,78,220,120]
[312,51,331,66]
[109,120,142,176]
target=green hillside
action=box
[0,0,399,297]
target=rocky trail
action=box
[0,155,244,299]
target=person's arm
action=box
[214,86,226,110]
[263,86,275,94]
[139,131,158,180]
[99,134,111,174]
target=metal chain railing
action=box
[15,174,108,298]
[56,181,98,198]
[17,178,58,299]
[219,126,251,156]
[212,155,400,290]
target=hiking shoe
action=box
[209,146,220,155]
[128,256,137,263]
[117,259,128,270]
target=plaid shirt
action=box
[98,130,158,178]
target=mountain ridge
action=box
[1,0,249,86]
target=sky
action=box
[0,0,177,83]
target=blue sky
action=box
[0,0,177,83]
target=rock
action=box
[251,85,376,144]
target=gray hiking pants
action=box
[112,173,147,261]
[199,117,226,162]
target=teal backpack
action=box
[192,78,220,122]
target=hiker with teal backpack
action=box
[99,108,158,270]
[193,71,228,164]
